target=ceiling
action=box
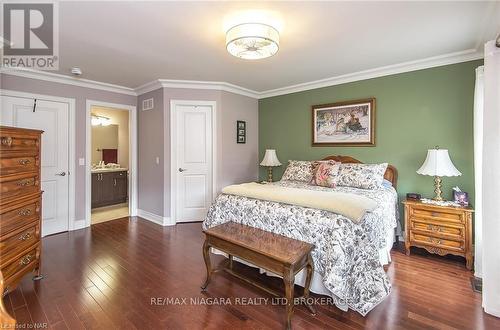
[54,1,499,92]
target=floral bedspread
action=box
[202,180,398,316]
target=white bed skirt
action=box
[211,228,395,311]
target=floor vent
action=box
[471,277,482,293]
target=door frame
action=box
[0,89,77,232]
[85,100,138,227]
[169,99,217,225]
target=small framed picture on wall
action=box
[236,120,247,143]
[237,120,246,144]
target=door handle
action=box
[178,168,187,172]
[55,171,66,176]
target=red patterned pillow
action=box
[309,160,341,188]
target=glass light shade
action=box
[100,118,112,126]
[226,23,279,60]
[260,149,281,167]
[91,116,101,126]
[417,149,462,177]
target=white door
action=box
[1,96,69,236]
[174,103,213,222]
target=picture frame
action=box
[311,98,375,146]
[237,120,246,144]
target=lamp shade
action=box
[260,149,281,167]
[416,149,461,177]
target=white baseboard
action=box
[137,209,174,226]
[484,306,500,318]
[72,219,87,231]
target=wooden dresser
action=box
[0,126,43,294]
[403,199,474,270]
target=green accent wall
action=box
[259,60,482,223]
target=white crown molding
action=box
[257,48,484,99]
[135,79,260,99]
[1,48,484,100]
[0,67,137,96]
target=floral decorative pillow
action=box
[281,160,314,182]
[309,160,341,188]
[336,163,388,190]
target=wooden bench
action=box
[201,222,316,329]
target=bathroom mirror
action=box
[91,124,119,164]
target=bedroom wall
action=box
[259,60,482,223]
[138,88,165,216]
[0,73,137,223]
[137,87,259,220]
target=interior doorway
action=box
[85,100,137,226]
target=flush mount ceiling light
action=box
[226,23,279,60]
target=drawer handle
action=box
[427,237,442,244]
[427,224,442,232]
[18,159,31,165]
[18,232,32,241]
[17,179,33,186]
[1,136,13,147]
[114,178,117,186]
[431,212,438,217]
[19,255,33,266]
[18,208,32,216]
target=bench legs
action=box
[283,268,295,330]
[303,255,316,315]
[283,254,316,329]
[201,240,212,291]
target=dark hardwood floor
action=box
[3,217,499,329]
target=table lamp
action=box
[416,147,461,201]
[260,149,281,182]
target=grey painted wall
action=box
[0,73,259,223]
[137,88,165,215]
[137,87,259,218]
[0,73,137,221]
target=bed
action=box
[202,156,399,316]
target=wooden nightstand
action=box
[403,199,474,270]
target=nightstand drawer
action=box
[411,207,463,224]
[411,233,464,252]
[411,218,464,238]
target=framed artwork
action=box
[237,120,246,144]
[311,98,375,146]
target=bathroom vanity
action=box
[91,169,128,208]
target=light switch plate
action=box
[155,157,160,165]
[79,158,85,166]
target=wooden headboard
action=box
[322,155,398,189]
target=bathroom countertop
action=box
[91,168,128,174]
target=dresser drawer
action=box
[0,133,39,152]
[0,197,41,234]
[411,218,464,239]
[1,245,39,282]
[0,154,39,176]
[411,233,464,252]
[0,172,40,203]
[0,224,39,264]
[411,207,463,224]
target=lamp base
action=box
[267,167,273,182]
[433,176,443,201]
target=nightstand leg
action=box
[466,254,473,270]
[405,242,410,256]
